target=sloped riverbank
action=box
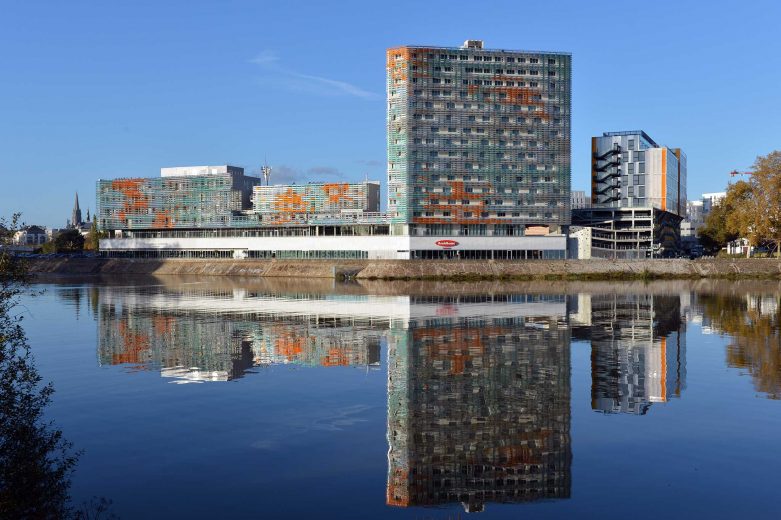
[25,257,781,281]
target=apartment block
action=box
[387,40,571,239]
[571,190,590,209]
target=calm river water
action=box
[19,276,781,518]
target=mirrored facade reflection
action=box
[570,293,687,415]
[96,286,387,382]
[386,297,571,512]
[38,279,781,516]
[93,282,573,511]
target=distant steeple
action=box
[86,208,90,222]
[71,192,82,229]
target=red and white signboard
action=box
[435,239,459,248]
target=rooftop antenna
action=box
[261,157,272,186]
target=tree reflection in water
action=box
[0,259,79,516]
[700,292,781,399]
[0,234,112,518]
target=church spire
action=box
[71,192,83,228]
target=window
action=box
[628,138,635,150]
[638,162,645,173]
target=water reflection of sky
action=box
[24,278,781,518]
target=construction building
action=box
[572,131,687,258]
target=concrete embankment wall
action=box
[26,257,781,280]
[26,258,368,278]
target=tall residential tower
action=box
[387,40,571,255]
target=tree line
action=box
[699,151,781,257]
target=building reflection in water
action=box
[386,294,571,512]
[69,279,781,512]
[698,291,781,399]
[97,286,385,382]
[570,293,686,415]
[95,283,573,512]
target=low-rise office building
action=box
[97,165,260,231]
[98,164,566,260]
[252,181,381,223]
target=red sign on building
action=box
[435,240,459,248]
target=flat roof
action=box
[391,44,571,57]
[602,130,660,148]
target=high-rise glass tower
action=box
[387,40,571,239]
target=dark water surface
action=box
[20,277,781,518]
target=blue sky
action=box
[2,0,780,227]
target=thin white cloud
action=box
[249,50,278,65]
[250,50,378,100]
[288,72,378,99]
